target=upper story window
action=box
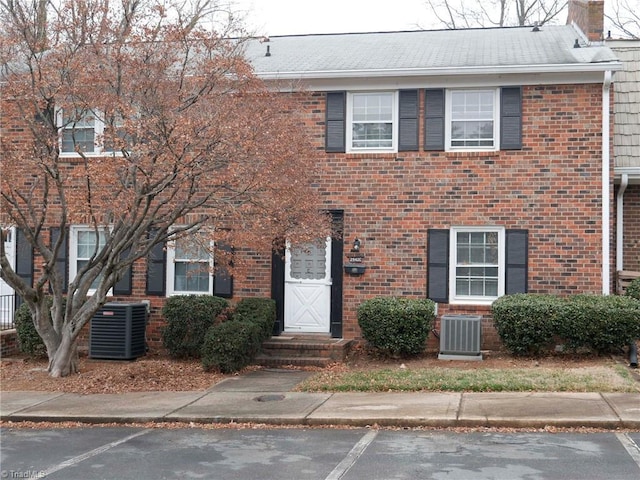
[166,233,213,295]
[59,109,129,156]
[329,87,521,154]
[346,92,397,153]
[446,89,499,151]
[61,110,97,154]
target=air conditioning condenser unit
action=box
[89,302,147,360]
[438,314,482,361]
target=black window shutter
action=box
[50,227,68,293]
[15,229,34,287]
[398,89,419,151]
[145,230,166,296]
[271,248,285,335]
[213,242,233,298]
[505,229,528,294]
[113,247,133,295]
[500,87,523,150]
[424,89,445,151]
[427,229,449,303]
[329,210,344,339]
[325,91,346,153]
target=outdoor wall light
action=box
[345,237,365,275]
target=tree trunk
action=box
[48,334,79,377]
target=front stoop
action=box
[255,336,353,368]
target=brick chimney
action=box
[567,0,604,42]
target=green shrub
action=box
[232,297,276,342]
[625,277,640,300]
[492,294,561,356]
[492,294,640,356]
[557,295,640,353]
[357,297,436,357]
[162,295,229,358]
[201,320,262,373]
[14,302,47,358]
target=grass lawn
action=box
[296,362,640,393]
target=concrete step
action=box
[256,336,353,367]
[253,354,333,368]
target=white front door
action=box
[284,239,332,333]
[0,227,16,323]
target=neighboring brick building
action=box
[1,0,631,352]
[608,39,640,279]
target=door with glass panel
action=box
[284,239,332,333]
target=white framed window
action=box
[346,91,397,153]
[449,226,505,305]
[166,233,214,296]
[59,109,129,156]
[69,226,109,295]
[446,89,499,151]
[60,109,99,154]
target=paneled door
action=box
[284,239,332,333]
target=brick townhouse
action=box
[1,0,636,355]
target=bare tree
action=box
[0,0,330,377]
[606,0,639,39]
[423,0,568,28]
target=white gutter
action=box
[615,167,640,178]
[602,70,612,295]
[255,62,623,81]
[616,173,629,272]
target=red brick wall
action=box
[622,185,640,271]
[266,84,608,345]
[1,83,613,351]
[567,0,604,41]
[1,330,19,357]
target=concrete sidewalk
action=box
[1,369,639,429]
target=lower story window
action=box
[167,233,213,295]
[69,226,108,294]
[450,227,504,304]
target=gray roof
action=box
[609,40,640,170]
[244,25,620,79]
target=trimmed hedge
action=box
[357,297,436,357]
[492,294,640,356]
[161,295,229,359]
[626,277,640,300]
[201,320,262,373]
[492,294,562,356]
[232,297,276,342]
[201,297,275,373]
[14,302,48,358]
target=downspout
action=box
[602,70,612,295]
[616,173,629,272]
[617,174,637,368]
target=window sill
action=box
[167,291,212,297]
[449,298,497,307]
[444,150,500,157]
[59,152,125,158]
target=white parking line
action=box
[616,433,640,470]
[41,429,151,478]
[325,429,378,480]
